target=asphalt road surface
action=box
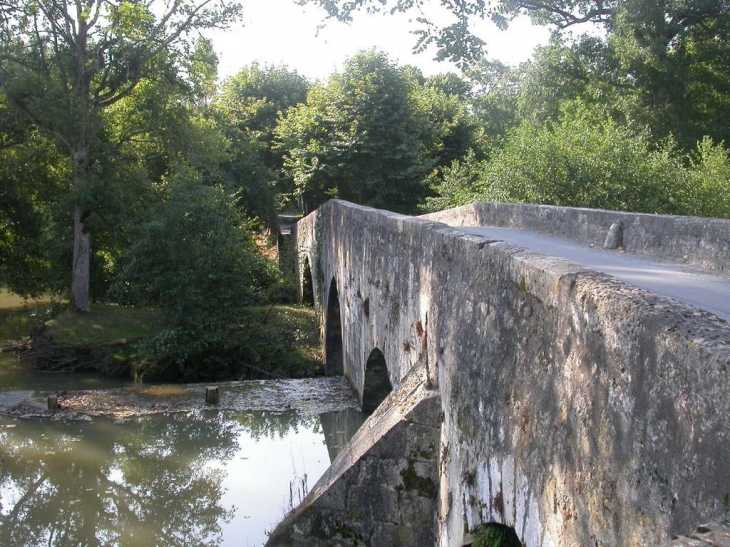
[456,226,730,322]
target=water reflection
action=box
[320,408,367,463]
[0,408,364,546]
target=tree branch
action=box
[516,1,614,28]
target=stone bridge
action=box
[267,200,730,547]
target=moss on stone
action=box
[400,460,437,499]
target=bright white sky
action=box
[209,0,553,83]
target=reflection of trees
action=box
[233,411,320,442]
[0,412,239,546]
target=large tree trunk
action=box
[71,146,92,313]
[71,204,91,313]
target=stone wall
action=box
[289,200,730,546]
[422,202,730,272]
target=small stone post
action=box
[205,386,220,405]
[604,221,624,250]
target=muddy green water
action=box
[0,407,365,546]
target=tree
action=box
[608,0,730,149]
[300,0,619,65]
[305,0,730,149]
[0,109,67,297]
[463,59,525,154]
[111,170,273,380]
[425,108,686,214]
[419,73,476,166]
[0,0,241,312]
[213,64,309,224]
[276,50,442,214]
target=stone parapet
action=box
[422,202,730,272]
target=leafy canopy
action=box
[276,50,473,213]
[0,0,242,312]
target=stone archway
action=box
[302,256,314,307]
[465,523,522,547]
[325,278,344,376]
[362,348,392,413]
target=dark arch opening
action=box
[325,278,344,376]
[464,523,522,547]
[362,348,392,413]
[302,257,314,307]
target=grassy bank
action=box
[36,302,322,381]
[1,287,324,382]
[0,289,60,344]
[45,305,158,345]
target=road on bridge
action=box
[455,226,730,323]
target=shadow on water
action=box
[0,407,365,547]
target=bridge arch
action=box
[361,348,393,413]
[465,523,522,547]
[301,256,314,307]
[325,277,344,376]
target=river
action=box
[0,406,365,546]
[0,295,366,546]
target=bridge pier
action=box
[266,365,441,546]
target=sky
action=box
[209,0,553,83]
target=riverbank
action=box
[1,288,324,385]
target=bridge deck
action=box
[456,226,730,322]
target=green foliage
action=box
[213,64,309,225]
[414,82,476,168]
[0,0,242,311]
[463,59,524,155]
[424,149,489,212]
[426,110,686,214]
[427,108,730,219]
[0,98,72,297]
[111,170,274,380]
[305,0,730,161]
[300,0,616,65]
[682,137,730,219]
[217,63,309,135]
[609,0,730,149]
[517,36,626,127]
[234,306,323,379]
[277,50,461,213]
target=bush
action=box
[111,170,274,380]
[426,109,686,214]
[681,137,730,218]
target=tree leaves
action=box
[275,50,468,214]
